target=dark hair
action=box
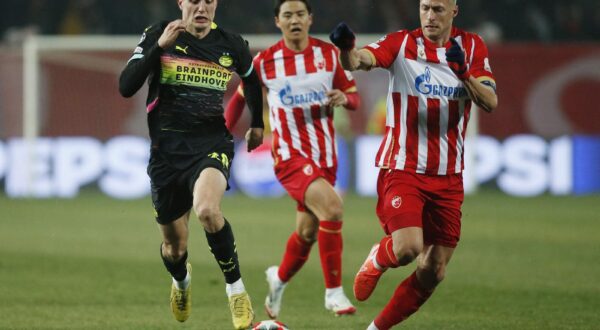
[273,0,312,17]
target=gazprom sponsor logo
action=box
[279,82,326,106]
[415,67,467,98]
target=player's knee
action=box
[394,243,422,266]
[297,226,318,243]
[194,204,221,225]
[418,261,447,287]
[163,241,187,261]
[321,200,343,221]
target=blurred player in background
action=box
[225,0,360,319]
[118,0,264,328]
[330,0,498,328]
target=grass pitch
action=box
[1,191,599,329]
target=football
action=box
[252,320,290,330]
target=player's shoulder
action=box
[143,21,169,35]
[308,36,337,51]
[369,29,411,46]
[212,24,248,48]
[257,40,285,60]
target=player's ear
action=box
[453,4,459,17]
[275,16,281,29]
[307,13,313,27]
[177,0,183,11]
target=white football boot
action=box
[264,266,287,319]
[325,287,356,316]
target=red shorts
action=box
[274,156,337,212]
[375,169,464,248]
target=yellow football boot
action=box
[228,291,254,329]
[170,263,192,322]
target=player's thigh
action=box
[303,177,342,220]
[376,170,426,234]
[422,175,464,248]
[192,167,227,210]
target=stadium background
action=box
[0,1,599,329]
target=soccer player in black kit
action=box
[118,0,263,329]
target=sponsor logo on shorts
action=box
[391,195,402,209]
[208,152,230,170]
[303,164,313,176]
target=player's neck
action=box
[283,37,309,52]
[188,26,210,39]
[424,34,450,47]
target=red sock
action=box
[318,220,343,288]
[277,232,313,282]
[375,236,399,269]
[374,272,434,330]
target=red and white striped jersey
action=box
[255,37,357,168]
[364,27,495,175]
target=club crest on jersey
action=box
[415,66,467,98]
[219,53,233,67]
[316,59,326,71]
[279,82,326,106]
[303,164,314,176]
[391,196,402,209]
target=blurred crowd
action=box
[2,0,599,43]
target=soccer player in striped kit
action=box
[225,0,360,319]
[330,0,498,329]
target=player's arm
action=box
[327,60,361,110]
[326,89,361,110]
[240,69,265,152]
[446,38,498,113]
[119,20,185,97]
[224,85,246,131]
[461,76,497,113]
[329,22,374,71]
[225,84,268,131]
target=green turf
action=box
[1,191,599,329]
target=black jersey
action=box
[120,21,255,157]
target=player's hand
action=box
[326,89,348,108]
[329,22,356,51]
[158,19,186,49]
[446,38,471,80]
[245,127,264,152]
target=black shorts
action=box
[148,134,234,224]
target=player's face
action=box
[275,1,313,43]
[419,0,458,43]
[179,0,217,33]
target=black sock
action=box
[160,243,188,281]
[205,219,241,284]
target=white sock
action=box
[173,272,191,290]
[226,278,246,297]
[325,286,343,298]
[366,321,379,330]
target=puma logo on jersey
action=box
[175,45,189,54]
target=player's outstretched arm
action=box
[329,22,374,71]
[446,38,497,112]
